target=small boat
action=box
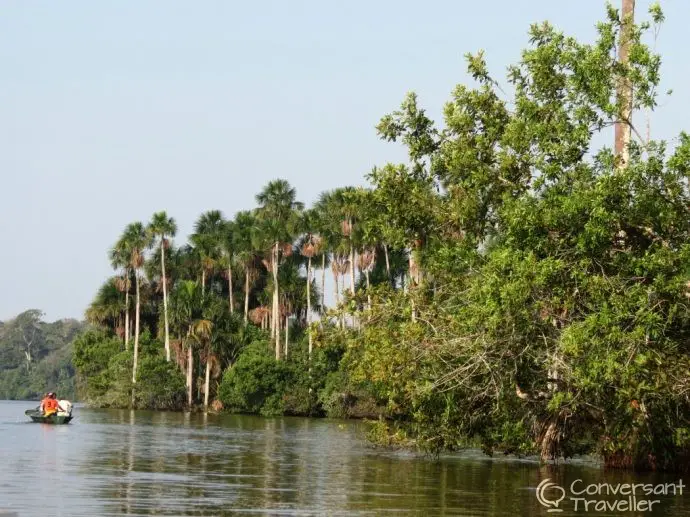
[25,408,73,424]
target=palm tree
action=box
[255,180,303,360]
[120,222,150,403]
[299,209,323,359]
[191,210,225,296]
[109,241,132,350]
[192,318,213,410]
[169,280,204,407]
[86,277,126,337]
[219,220,236,315]
[233,210,258,325]
[147,211,177,362]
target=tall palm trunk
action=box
[161,242,171,362]
[131,272,141,406]
[204,348,211,410]
[201,270,206,297]
[273,242,281,360]
[124,288,130,351]
[333,266,340,305]
[349,244,355,295]
[307,256,312,359]
[321,254,326,315]
[244,268,250,325]
[340,271,346,329]
[332,263,341,329]
[187,337,194,407]
[227,266,234,314]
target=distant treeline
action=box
[0,310,85,400]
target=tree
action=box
[86,278,126,337]
[169,280,204,407]
[299,209,323,359]
[109,240,132,350]
[9,310,44,370]
[233,210,258,325]
[191,210,225,296]
[219,220,237,315]
[255,180,304,359]
[119,222,150,403]
[147,211,178,362]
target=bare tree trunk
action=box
[124,289,130,351]
[187,344,194,407]
[333,268,340,306]
[340,273,346,329]
[383,243,392,287]
[307,256,312,359]
[244,268,250,325]
[615,0,635,168]
[273,242,281,360]
[131,272,141,406]
[321,254,326,315]
[204,350,211,411]
[350,244,356,295]
[161,243,170,362]
[201,270,206,297]
[228,266,234,314]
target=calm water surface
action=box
[0,400,687,516]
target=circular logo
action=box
[536,478,566,512]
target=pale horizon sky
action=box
[1,1,688,322]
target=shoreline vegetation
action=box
[64,4,690,472]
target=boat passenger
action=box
[57,399,72,417]
[41,393,63,417]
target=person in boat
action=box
[39,392,65,417]
[57,399,72,417]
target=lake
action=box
[0,400,687,516]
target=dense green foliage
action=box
[73,329,186,409]
[0,310,84,400]
[74,5,690,471]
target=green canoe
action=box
[25,408,73,424]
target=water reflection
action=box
[0,401,687,516]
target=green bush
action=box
[134,356,186,410]
[218,341,296,415]
[74,328,185,409]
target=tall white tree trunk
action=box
[124,288,130,351]
[307,256,312,359]
[273,242,281,360]
[321,254,326,315]
[244,268,250,325]
[204,350,211,411]
[201,270,206,297]
[131,272,141,406]
[228,266,234,314]
[350,245,356,295]
[333,268,340,305]
[187,340,193,407]
[161,242,170,362]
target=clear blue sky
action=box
[1,1,687,322]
